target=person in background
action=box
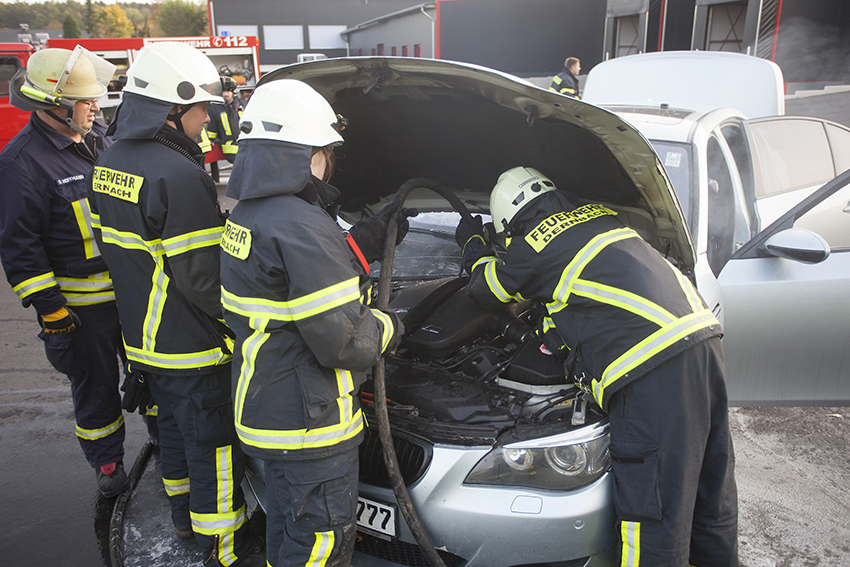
[206,77,243,163]
[550,56,581,98]
[220,79,412,567]
[456,166,738,567]
[0,46,143,499]
[87,42,262,566]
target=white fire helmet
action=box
[238,79,345,147]
[123,42,224,105]
[24,45,115,101]
[490,166,558,234]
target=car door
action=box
[717,169,850,406]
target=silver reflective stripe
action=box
[620,521,640,566]
[128,347,226,368]
[65,292,116,305]
[484,259,515,303]
[143,263,169,352]
[572,281,676,326]
[57,276,113,291]
[13,272,57,298]
[234,320,270,425]
[191,507,247,533]
[221,278,360,321]
[77,200,101,258]
[162,227,222,256]
[308,531,335,566]
[237,411,363,449]
[554,228,637,304]
[76,414,124,440]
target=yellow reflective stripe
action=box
[163,476,190,496]
[162,226,223,257]
[552,76,562,86]
[593,309,718,405]
[542,317,556,333]
[143,261,168,352]
[461,233,486,256]
[620,521,640,566]
[216,445,238,565]
[144,403,158,416]
[671,265,705,312]
[64,292,116,306]
[221,141,238,155]
[99,225,166,257]
[71,198,101,259]
[371,309,394,353]
[483,258,521,303]
[191,504,247,536]
[234,318,271,426]
[335,368,355,428]
[56,274,113,292]
[470,254,495,273]
[560,87,577,95]
[124,343,232,369]
[76,414,124,441]
[572,279,676,327]
[546,299,568,315]
[198,128,212,152]
[220,112,232,136]
[221,277,361,322]
[12,272,58,299]
[237,408,364,451]
[91,211,101,228]
[553,227,638,305]
[308,531,335,567]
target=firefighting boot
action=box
[204,534,266,567]
[96,461,130,498]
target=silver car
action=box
[238,56,696,567]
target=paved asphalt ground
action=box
[1,91,849,566]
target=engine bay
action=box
[362,277,606,445]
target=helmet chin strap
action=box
[43,106,91,137]
[169,103,195,134]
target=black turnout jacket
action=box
[220,140,396,461]
[88,93,232,375]
[463,192,721,412]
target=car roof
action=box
[604,106,747,144]
[259,57,696,272]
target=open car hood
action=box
[259,57,695,273]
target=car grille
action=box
[355,532,467,567]
[359,425,432,487]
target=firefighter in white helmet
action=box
[0,46,158,499]
[87,42,262,566]
[220,79,413,567]
[456,166,738,566]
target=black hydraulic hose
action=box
[372,178,459,567]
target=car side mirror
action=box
[763,228,830,264]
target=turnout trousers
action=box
[39,301,125,469]
[147,365,254,565]
[607,337,738,567]
[264,448,359,567]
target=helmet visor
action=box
[198,77,227,100]
[57,46,117,100]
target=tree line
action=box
[0,1,208,39]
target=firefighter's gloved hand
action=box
[121,371,151,415]
[455,215,487,253]
[349,198,419,263]
[381,309,405,356]
[39,306,81,335]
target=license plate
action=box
[356,496,397,540]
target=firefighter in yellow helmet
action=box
[456,166,738,566]
[0,46,153,498]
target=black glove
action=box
[382,309,405,356]
[455,215,486,252]
[39,306,81,335]
[121,371,152,415]
[349,197,419,263]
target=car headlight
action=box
[464,428,611,491]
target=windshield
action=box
[650,140,694,230]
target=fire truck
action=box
[0,36,260,162]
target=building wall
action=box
[209,0,425,71]
[773,0,850,85]
[345,8,436,58]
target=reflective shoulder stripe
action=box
[163,476,190,496]
[593,309,718,405]
[99,225,166,256]
[124,344,232,369]
[552,75,563,86]
[221,277,361,322]
[13,272,58,299]
[76,414,124,441]
[162,226,223,256]
[308,531,335,567]
[553,227,638,304]
[371,308,395,353]
[620,521,641,566]
[190,504,247,536]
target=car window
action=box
[720,122,756,225]
[793,180,850,251]
[748,119,834,198]
[650,140,694,234]
[827,123,850,176]
[0,57,21,97]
